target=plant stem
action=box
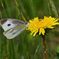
[49,0,58,17]
[42,35,48,59]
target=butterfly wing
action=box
[3,19,28,39]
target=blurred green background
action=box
[0,0,59,59]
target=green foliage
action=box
[0,0,59,59]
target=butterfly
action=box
[0,19,28,39]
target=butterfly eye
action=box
[7,24,11,26]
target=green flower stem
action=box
[42,35,48,59]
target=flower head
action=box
[27,16,59,36]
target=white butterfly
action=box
[0,19,28,39]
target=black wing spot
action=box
[7,24,11,26]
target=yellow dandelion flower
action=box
[27,16,59,36]
[43,16,59,28]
